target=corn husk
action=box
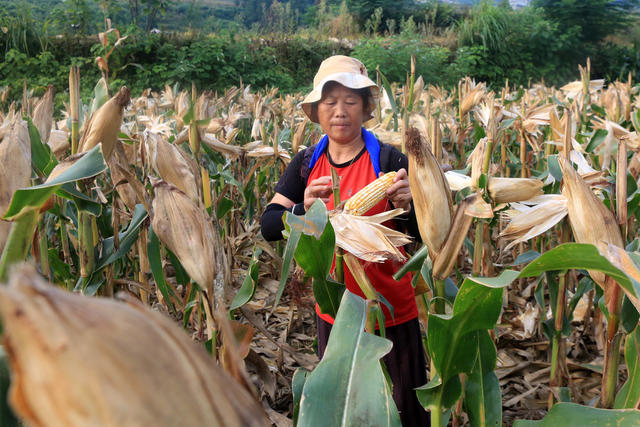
[31,85,54,144]
[499,195,569,251]
[292,117,309,154]
[109,143,140,211]
[0,264,268,427]
[0,118,31,253]
[202,132,245,157]
[330,209,411,263]
[46,129,69,159]
[151,182,216,291]
[77,86,131,161]
[559,156,623,251]
[469,137,487,187]
[459,80,485,117]
[432,194,478,280]
[559,155,624,287]
[406,127,453,258]
[445,170,472,191]
[604,244,640,312]
[630,151,640,180]
[488,177,544,203]
[145,131,200,202]
[560,79,604,100]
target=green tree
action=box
[345,0,414,28]
[533,0,640,45]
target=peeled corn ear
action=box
[344,172,396,215]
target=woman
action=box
[261,55,429,426]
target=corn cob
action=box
[344,171,396,215]
[406,127,453,259]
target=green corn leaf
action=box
[614,326,640,409]
[3,144,107,221]
[514,402,640,426]
[230,245,262,311]
[148,227,178,313]
[298,291,401,427]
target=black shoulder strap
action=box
[379,142,393,173]
[300,144,318,186]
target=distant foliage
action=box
[352,37,454,86]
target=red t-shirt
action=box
[307,150,418,327]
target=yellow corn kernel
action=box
[344,172,396,215]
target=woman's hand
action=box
[386,168,412,212]
[304,176,332,211]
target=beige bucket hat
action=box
[301,55,380,123]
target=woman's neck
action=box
[327,134,365,164]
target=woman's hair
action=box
[310,81,372,119]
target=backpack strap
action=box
[305,128,382,181]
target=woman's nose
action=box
[333,101,347,117]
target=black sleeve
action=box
[261,149,309,241]
[383,144,421,242]
[274,148,308,204]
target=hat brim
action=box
[300,72,380,123]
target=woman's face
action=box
[317,82,365,145]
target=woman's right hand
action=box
[304,176,333,211]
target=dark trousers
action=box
[317,316,431,427]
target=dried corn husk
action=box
[499,195,568,251]
[469,138,487,188]
[47,129,69,159]
[78,86,131,161]
[145,131,200,202]
[174,91,190,130]
[559,155,624,286]
[151,182,216,291]
[432,194,478,280]
[406,127,453,258]
[559,156,623,251]
[292,118,309,154]
[488,177,544,203]
[459,80,485,117]
[604,244,640,312]
[109,143,139,211]
[445,171,472,191]
[330,209,411,263]
[0,118,31,253]
[560,79,604,100]
[0,265,268,427]
[32,85,54,143]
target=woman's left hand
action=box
[385,168,412,212]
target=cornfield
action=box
[1,57,640,426]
